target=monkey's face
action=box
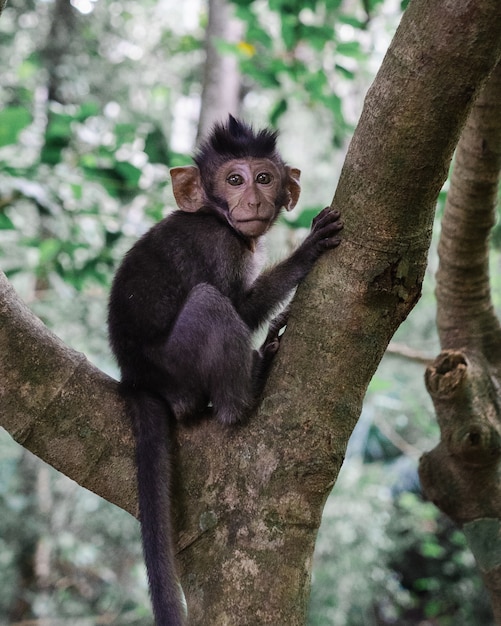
[215,158,284,238]
[170,156,301,239]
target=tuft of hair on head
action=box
[194,115,283,187]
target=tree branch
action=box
[436,61,501,361]
[420,61,501,625]
[0,271,136,516]
[386,341,433,365]
[421,350,501,622]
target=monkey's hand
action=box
[251,308,290,398]
[262,306,290,352]
[260,304,290,358]
[301,206,343,259]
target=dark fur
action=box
[195,116,281,173]
[194,115,285,203]
[108,116,342,625]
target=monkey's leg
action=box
[162,283,255,425]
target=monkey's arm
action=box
[239,208,342,329]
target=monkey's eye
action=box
[256,172,272,184]
[227,173,244,186]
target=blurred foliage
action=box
[309,471,494,625]
[0,430,151,625]
[0,0,499,623]
[230,0,386,143]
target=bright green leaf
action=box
[420,540,446,559]
[39,239,61,264]
[337,40,363,58]
[284,207,320,229]
[0,107,32,147]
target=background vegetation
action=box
[0,0,499,623]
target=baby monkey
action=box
[108,115,343,625]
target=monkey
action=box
[107,115,343,625]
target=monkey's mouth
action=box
[235,217,270,224]
[233,217,271,237]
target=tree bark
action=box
[0,272,137,515]
[1,0,501,624]
[420,60,501,623]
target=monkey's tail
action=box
[124,388,186,626]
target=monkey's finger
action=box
[321,235,342,249]
[311,206,332,226]
[312,208,342,230]
[314,220,344,239]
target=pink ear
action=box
[285,167,301,211]
[170,166,205,212]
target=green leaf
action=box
[18,59,39,81]
[283,207,320,229]
[71,183,83,201]
[338,15,368,30]
[337,40,363,58]
[0,107,32,147]
[414,577,441,592]
[114,123,137,146]
[76,102,100,121]
[335,64,355,80]
[270,99,287,126]
[45,112,73,141]
[41,111,74,164]
[424,599,443,619]
[323,93,344,124]
[0,213,15,230]
[40,144,65,165]
[144,129,170,165]
[114,161,142,188]
[368,376,393,393]
[420,540,446,559]
[82,160,141,198]
[38,238,61,264]
[168,152,192,168]
[304,72,328,99]
[300,24,335,51]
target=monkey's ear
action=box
[170,165,206,212]
[284,167,301,211]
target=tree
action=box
[197,0,243,141]
[420,61,501,622]
[1,0,501,624]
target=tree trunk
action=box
[420,60,501,624]
[196,0,242,141]
[7,453,41,622]
[41,0,77,104]
[1,1,501,624]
